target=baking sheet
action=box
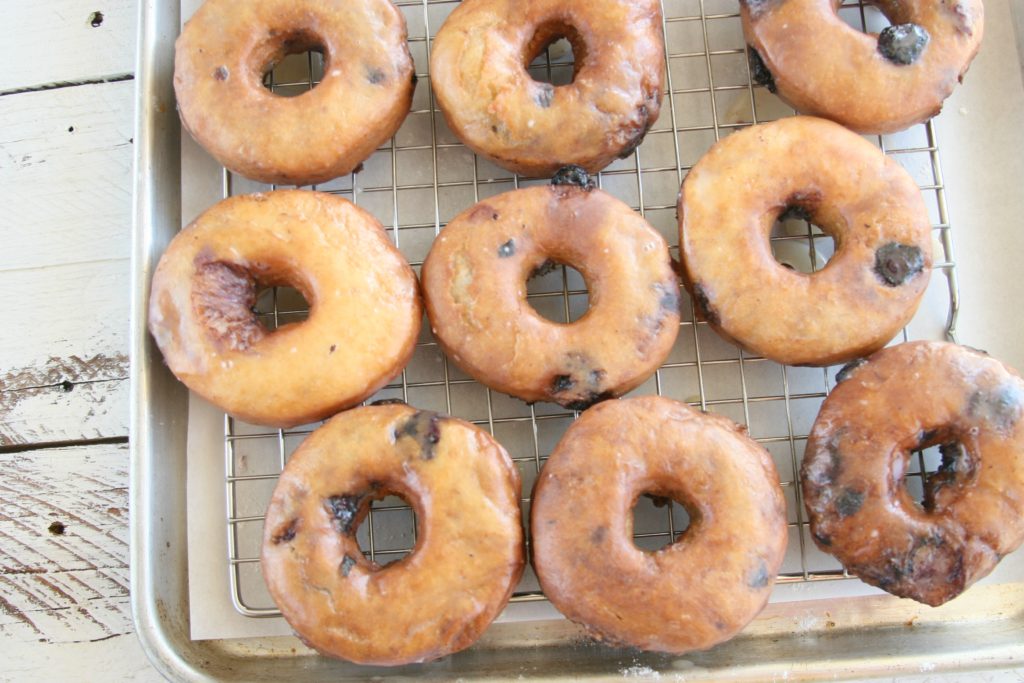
[175,0,1024,645]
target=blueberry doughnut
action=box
[802,341,1024,606]
[262,403,524,664]
[421,169,680,409]
[678,116,932,367]
[531,396,788,652]
[430,0,664,177]
[742,0,984,133]
[148,190,421,428]
[175,0,415,186]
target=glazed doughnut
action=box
[531,396,788,652]
[148,190,421,428]
[678,116,932,367]
[430,0,664,177]
[175,0,415,186]
[802,341,1024,606]
[741,0,984,133]
[261,403,524,665]
[422,169,680,409]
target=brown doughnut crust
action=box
[174,0,415,186]
[531,396,788,653]
[679,116,932,367]
[802,341,1024,606]
[148,190,421,428]
[261,403,524,665]
[742,0,984,134]
[421,179,680,409]
[430,0,664,177]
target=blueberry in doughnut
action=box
[531,396,788,652]
[174,0,415,185]
[422,168,680,409]
[678,116,932,367]
[148,190,421,428]
[802,341,1024,606]
[430,0,665,177]
[741,0,984,133]
[262,403,524,664]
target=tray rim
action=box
[129,0,1024,680]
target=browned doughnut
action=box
[261,403,524,665]
[802,341,1024,606]
[148,190,421,428]
[742,0,984,134]
[174,0,415,186]
[430,0,664,177]
[421,170,680,409]
[531,396,788,652]
[678,116,932,367]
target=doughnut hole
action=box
[257,29,327,98]
[525,260,590,324]
[326,487,422,571]
[769,203,836,275]
[632,492,693,552]
[192,260,312,349]
[523,20,587,87]
[901,430,978,514]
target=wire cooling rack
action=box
[217,0,959,617]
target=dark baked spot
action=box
[590,526,607,544]
[868,533,965,603]
[89,11,104,27]
[529,259,558,279]
[366,67,387,85]
[551,354,613,409]
[329,344,337,354]
[272,519,299,544]
[214,66,229,81]
[747,47,776,93]
[748,560,770,588]
[691,283,720,326]
[617,104,652,159]
[469,203,498,223]
[878,24,930,65]
[551,165,596,191]
[967,385,1023,432]
[812,530,833,547]
[371,398,407,406]
[340,554,357,577]
[551,374,575,394]
[564,392,613,411]
[48,521,66,536]
[325,495,363,534]
[835,358,867,384]
[535,83,554,108]
[498,239,516,258]
[874,243,925,287]
[835,488,864,518]
[192,260,265,352]
[658,284,680,316]
[395,410,442,460]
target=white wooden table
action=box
[1,1,1023,680]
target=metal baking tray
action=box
[130,0,1024,679]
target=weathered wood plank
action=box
[0,0,138,93]
[0,380,128,448]
[0,80,134,272]
[0,443,130,645]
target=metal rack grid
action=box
[217,0,959,617]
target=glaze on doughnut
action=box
[741,0,984,133]
[802,341,1024,606]
[262,403,524,664]
[175,0,415,186]
[422,170,680,409]
[430,0,664,177]
[531,396,788,652]
[678,116,932,367]
[148,190,421,428]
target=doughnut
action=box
[678,116,932,367]
[430,0,664,177]
[531,396,788,652]
[741,0,984,133]
[174,0,415,186]
[802,341,1024,606]
[148,190,421,428]
[421,169,680,409]
[261,403,524,665]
